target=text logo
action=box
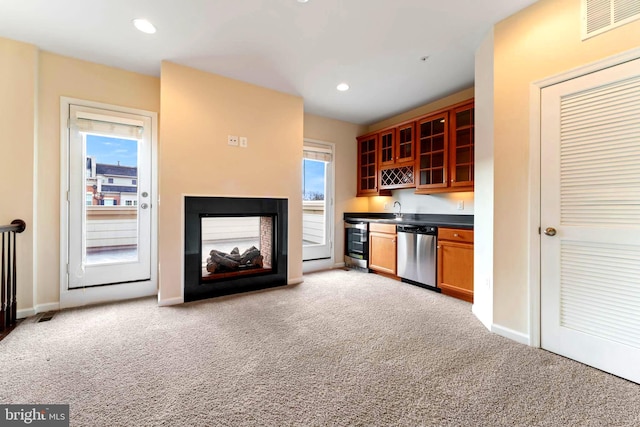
[0,405,69,426]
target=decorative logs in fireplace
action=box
[206,246,264,274]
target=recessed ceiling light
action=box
[337,83,350,92]
[297,0,310,3]
[133,18,156,34]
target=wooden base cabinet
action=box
[369,223,397,276]
[437,228,473,303]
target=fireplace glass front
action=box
[201,216,273,281]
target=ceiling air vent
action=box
[582,0,640,40]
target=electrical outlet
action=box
[457,200,464,210]
[228,135,239,146]
[240,136,248,148]
[384,203,389,210]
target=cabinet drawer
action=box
[438,227,473,243]
[370,222,397,234]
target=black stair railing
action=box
[0,219,26,332]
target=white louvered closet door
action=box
[541,57,640,384]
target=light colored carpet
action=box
[1,269,639,426]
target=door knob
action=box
[140,203,149,209]
[543,227,557,236]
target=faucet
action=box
[393,201,402,219]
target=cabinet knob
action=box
[454,233,459,237]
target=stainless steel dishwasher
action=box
[396,225,438,290]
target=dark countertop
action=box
[344,212,473,229]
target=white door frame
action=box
[59,97,158,309]
[302,138,336,273]
[527,47,640,347]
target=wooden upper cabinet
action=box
[357,134,379,196]
[415,112,449,190]
[415,99,474,194]
[356,134,391,196]
[379,129,396,167]
[450,102,474,189]
[356,98,474,196]
[396,122,415,164]
[377,121,416,190]
[378,122,414,168]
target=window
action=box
[107,178,114,184]
[132,179,137,185]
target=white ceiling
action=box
[0,0,537,125]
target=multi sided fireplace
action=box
[184,196,288,302]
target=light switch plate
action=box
[240,137,248,148]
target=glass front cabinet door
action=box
[357,134,379,195]
[416,112,449,190]
[450,102,474,189]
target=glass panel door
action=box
[302,143,333,261]
[68,105,152,288]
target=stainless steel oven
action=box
[344,220,368,269]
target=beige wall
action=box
[365,87,476,215]
[159,62,304,302]
[36,52,160,308]
[0,40,161,312]
[367,87,475,133]
[492,0,640,333]
[303,114,368,263]
[0,38,38,311]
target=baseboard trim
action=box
[491,323,530,346]
[17,302,62,319]
[17,308,35,319]
[158,296,183,306]
[288,276,304,286]
[333,262,345,268]
[37,302,61,314]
